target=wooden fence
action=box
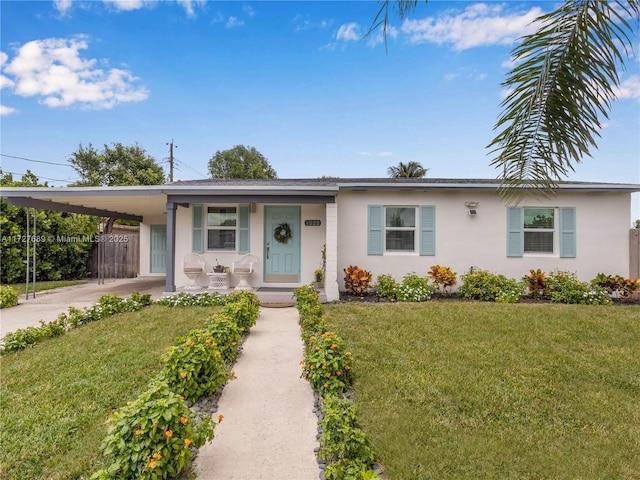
[631,229,640,279]
[89,234,140,278]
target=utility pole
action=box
[166,139,177,182]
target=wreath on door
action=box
[274,222,293,244]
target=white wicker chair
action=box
[232,254,258,290]
[183,253,205,290]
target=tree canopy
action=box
[388,161,428,178]
[0,170,97,283]
[208,145,277,179]
[369,0,639,197]
[68,142,165,186]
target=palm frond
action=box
[488,0,639,201]
[364,0,423,52]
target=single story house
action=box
[3,178,639,301]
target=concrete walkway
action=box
[195,307,319,480]
[0,277,166,336]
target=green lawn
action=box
[6,279,87,296]
[0,305,216,480]
[324,302,640,480]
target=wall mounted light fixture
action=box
[465,202,479,216]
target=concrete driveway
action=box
[0,276,166,336]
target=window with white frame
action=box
[523,207,555,254]
[385,206,416,252]
[207,206,237,251]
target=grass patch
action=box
[0,305,217,480]
[325,302,640,480]
[6,279,87,296]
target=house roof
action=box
[2,178,638,221]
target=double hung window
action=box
[207,206,237,251]
[523,208,555,254]
[385,207,416,252]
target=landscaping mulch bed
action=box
[339,292,640,305]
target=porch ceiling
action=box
[2,188,166,221]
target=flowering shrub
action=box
[154,291,226,307]
[343,265,372,295]
[92,380,215,480]
[302,331,353,397]
[319,396,379,480]
[459,269,522,302]
[217,291,260,331]
[203,314,242,364]
[396,272,433,302]
[159,329,229,401]
[373,274,398,301]
[546,270,611,305]
[427,265,457,295]
[495,279,525,303]
[293,283,320,308]
[0,285,18,309]
[294,284,325,346]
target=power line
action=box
[174,158,208,179]
[0,170,81,183]
[1,153,72,167]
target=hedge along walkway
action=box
[195,306,320,480]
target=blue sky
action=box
[1,1,639,219]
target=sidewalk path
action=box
[195,307,319,480]
[0,277,166,336]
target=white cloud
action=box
[226,16,245,28]
[336,22,360,42]
[102,0,155,12]
[293,14,333,32]
[53,0,73,15]
[1,36,149,110]
[401,3,542,51]
[0,105,17,116]
[615,75,640,102]
[54,0,204,16]
[243,5,256,17]
[365,26,399,47]
[177,0,206,17]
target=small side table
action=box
[207,272,229,291]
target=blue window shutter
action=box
[506,207,523,257]
[367,205,383,255]
[238,204,250,254]
[419,205,435,256]
[192,204,203,253]
[559,207,576,258]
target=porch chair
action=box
[183,253,205,290]
[232,253,258,290]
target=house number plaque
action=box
[304,220,322,226]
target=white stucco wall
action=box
[336,190,632,288]
[168,203,328,289]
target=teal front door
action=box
[150,225,166,273]
[264,206,300,282]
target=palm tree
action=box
[387,161,428,178]
[370,0,639,197]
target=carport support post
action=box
[165,202,177,293]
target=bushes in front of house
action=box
[92,291,260,480]
[0,285,19,309]
[0,291,152,355]
[362,264,629,306]
[294,284,381,480]
[91,381,216,480]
